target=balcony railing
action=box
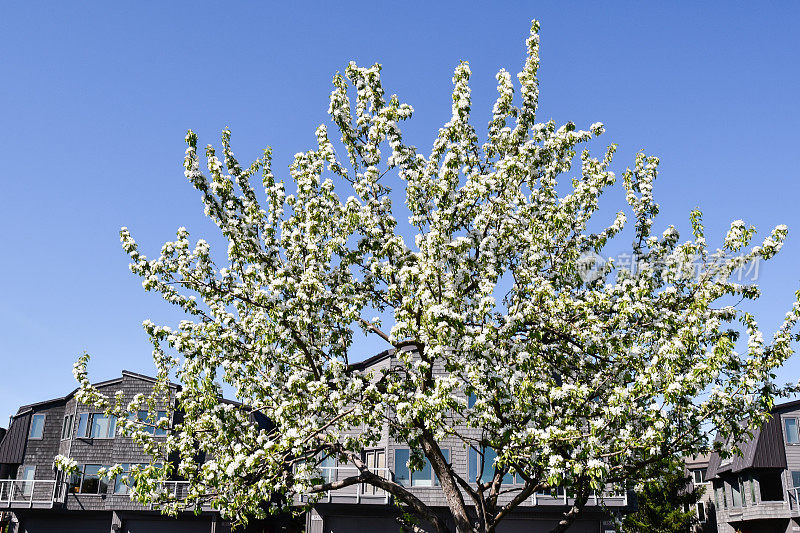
[301,466,629,508]
[302,466,392,504]
[530,489,628,507]
[788,486,800,512]
[0,479,62,509]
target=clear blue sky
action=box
[1,2,799,422]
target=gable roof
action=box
[706,400,796,479]
[12,370,178,418]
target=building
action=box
[302,348,631,533]
[686,454,717,532]
[0,370,296,533]
[706,399,800,533]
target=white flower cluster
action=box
[74,19,800,533]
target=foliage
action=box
[619,459,703,533]
[71,20,799,533]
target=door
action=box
[362,449,386,496]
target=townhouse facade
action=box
[685,454,717,532]
[0,370,295,533]
[706,399,800,533]
[302,348,631,533]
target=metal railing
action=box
[309,466,392,504]
[788,486,800,511]
[154,481,192,500]
[530,488,627,507]
[0,479,60,509]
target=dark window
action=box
[28,414,45,439]
[692,468,706,484]
[759,471,784,501]
[791,471,800,489]
[69,464,110,494]
[696,501,706,522]
[61,414,73,440]
[468,393,476,409]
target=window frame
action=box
[75,413,117,439]
[692,468,707,484]
[129,410,169,437]
[68,464,111,495]
[28,414,46,440]
[61,413,74,440]
[20,465,36,496]
[791,470,800,490]
[114,463,134,495]
[696,501,706,523]
[786,416,800,445]
[468,447,516,485]
[393,448,449,488]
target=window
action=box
[113,463,162,494]
[730,477,743,507]
[113,464,135,495]
[696,501,706,523]
[61,414,74,440]
[692,468,707,484]
[75,413,117,439]
[363,449,386,495]
[318,454,336,484]
[130,410,168,436]
[468,393,476,409]
[468,447,514,484]
[750,474,758,504]
[393,449,449,487]
[786,418,800,444]
[68,464,110,494]
[21,466,35,496]
[28,414,45,439]
[77,413,89,437]
[759,471,784,501]
[90,414,116,439]
[792,471,800,489]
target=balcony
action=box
[300,466,629,508]
[0,479,205,511]
[0,480,64,509]
[719,487,800,523]
[300,466,392,504]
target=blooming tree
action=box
[73,21,800,533]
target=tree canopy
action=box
[71,20,799,533]
[618,459,703,533]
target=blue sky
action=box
[1,2,799,421]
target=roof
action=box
[348,348,396,371]
[0,413,30,464]
[12,370,179,419]
[348,344,421,372]
[684,454,711,469]
[706,399,798,479]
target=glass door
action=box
[363,449,386,495]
